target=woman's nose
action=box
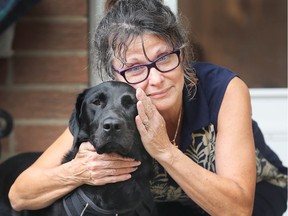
[148,67,164,85]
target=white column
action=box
[163,0,178,14]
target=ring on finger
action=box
[89,170,93,180]
[106,169,116,175]
[143,121,149,128]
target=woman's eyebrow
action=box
[125,47,170,64]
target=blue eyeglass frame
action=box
[112,49,181,84]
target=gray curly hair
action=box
[93,0,197,89]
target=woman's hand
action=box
[64,142,141,186]
[135,88,172,158]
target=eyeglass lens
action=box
[123,50,180,84]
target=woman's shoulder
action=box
[188,62,239,129]
[193,62,237,86]
[192,62,238,103]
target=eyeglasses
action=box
[112,49,181,84]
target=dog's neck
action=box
[63,136,153,215]
[63,188,130,216]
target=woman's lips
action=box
[147,87,171,98]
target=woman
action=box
[9,0,287,215]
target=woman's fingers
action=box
[135,89,172,158]
[136,88,158,133]
[90,159,141,169]
[89,166,137,181]
[86,159,139,186]
[91,173,133,185]
[136,88,156,120]
[96,152,139,162]
[78,142,96,152]
[71,142,141,185]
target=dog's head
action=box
[67,81,154,214]
[69,81,144,159]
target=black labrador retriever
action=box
[0,81,155,216]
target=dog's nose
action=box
[103,118,123,133]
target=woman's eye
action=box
[158,55,169,62]
[127,65,146,73]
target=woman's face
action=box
[112,34,184,113]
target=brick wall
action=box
[0,0,89,161]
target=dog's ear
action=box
[69,89,89,147]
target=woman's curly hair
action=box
[92,0,197,90]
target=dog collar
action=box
[63,188,126,216]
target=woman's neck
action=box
[160,100,183,144]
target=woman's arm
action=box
[136,77,256,216]
[9,128,75,210]
[9,128,141,211]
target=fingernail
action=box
[136,88,141,96]
[137,88,144,97]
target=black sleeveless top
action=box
[150,62,287,205]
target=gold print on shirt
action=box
[256,149,287,188]
[149,158,189,201]
[149,123,287,203]
[186,124,216,172]
[150,124,216,202]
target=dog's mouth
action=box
[95,141,132,156]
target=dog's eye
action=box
[92,93,106,106]
[122,95,136,108]
[93,99,101,106]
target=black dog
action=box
[0,81,155,216]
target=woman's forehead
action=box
[113,34,171,61]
